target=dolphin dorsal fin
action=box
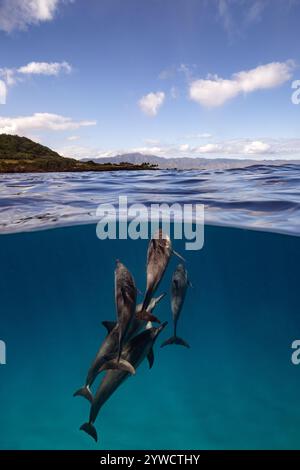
[147,348,154,369]
[102,321,117,333]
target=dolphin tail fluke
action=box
[161,336,190,348]
[73,386,93,403]
[80,422,98,442]
[99,358,136,375]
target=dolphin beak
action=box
[157,321,168,334]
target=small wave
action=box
[0,166,299,236]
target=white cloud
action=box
[58,137,300,161]
[138,91,165,116]
[0,61,73,104]
[196,143,221,153]
[0,68,17,86]
[67,135,80,141]
[0,80,7,104]
[18,61,72,76]
[189,61,294,107]
[0,113,96,134]
[0,0,70,33]
[243,140,271,154]
[179,144,190,152]
[184,132,213,140]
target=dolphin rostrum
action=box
[161,263,191,348]
[73,294,166,403]
[80,321,168,442]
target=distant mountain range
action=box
[82,152,300,170]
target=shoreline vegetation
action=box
[0,134,157,173]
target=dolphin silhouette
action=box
[161,263,191,348]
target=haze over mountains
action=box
[82,153,300,170]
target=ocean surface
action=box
[0,167,300,450]
[0,164,299,236]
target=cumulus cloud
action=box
[243,140,271,154]
[0,80,7,104]
[189,61,294,107]
[0,61,73,103]
[196,143,221,153]
[18,61,72,76]
[0,113,96,134]
[59,137,300,161]
[138,91,165,116]
[0,0,71,33]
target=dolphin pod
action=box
[74,230,192,443]
[80,322,168,442]
[73,293,166,404]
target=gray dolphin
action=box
[80,321,168,442]
[73,294,166,403]
[115,260,137,362]
[161,263,191,348]
[141,229,177,314]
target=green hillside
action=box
[0,134,156,173]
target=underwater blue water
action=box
[0,165,300,236]
[0,223,300,449]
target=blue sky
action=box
[0,0,300,159]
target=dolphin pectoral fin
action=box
[147,348,154,369]
[148,292,166,311]
[172,250,186,262]
[188,279,194,288]
[161,336,190,348]
[99,358,136,375]
[102,321,117,333]
[137,309,161,324]
[80,422,98,442]
[73,386,93,404]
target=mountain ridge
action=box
[81,152,300,170]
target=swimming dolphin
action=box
[161,263,191,348]
[73,294,166,403]
[141,229,184,314]
[115,260,137,362]
[80,321,168,442]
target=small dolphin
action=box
[73,294,166,403]
[115,260,137,362]
[80,321,168,442]
[161,263,191,348]
[141,229,182,314]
